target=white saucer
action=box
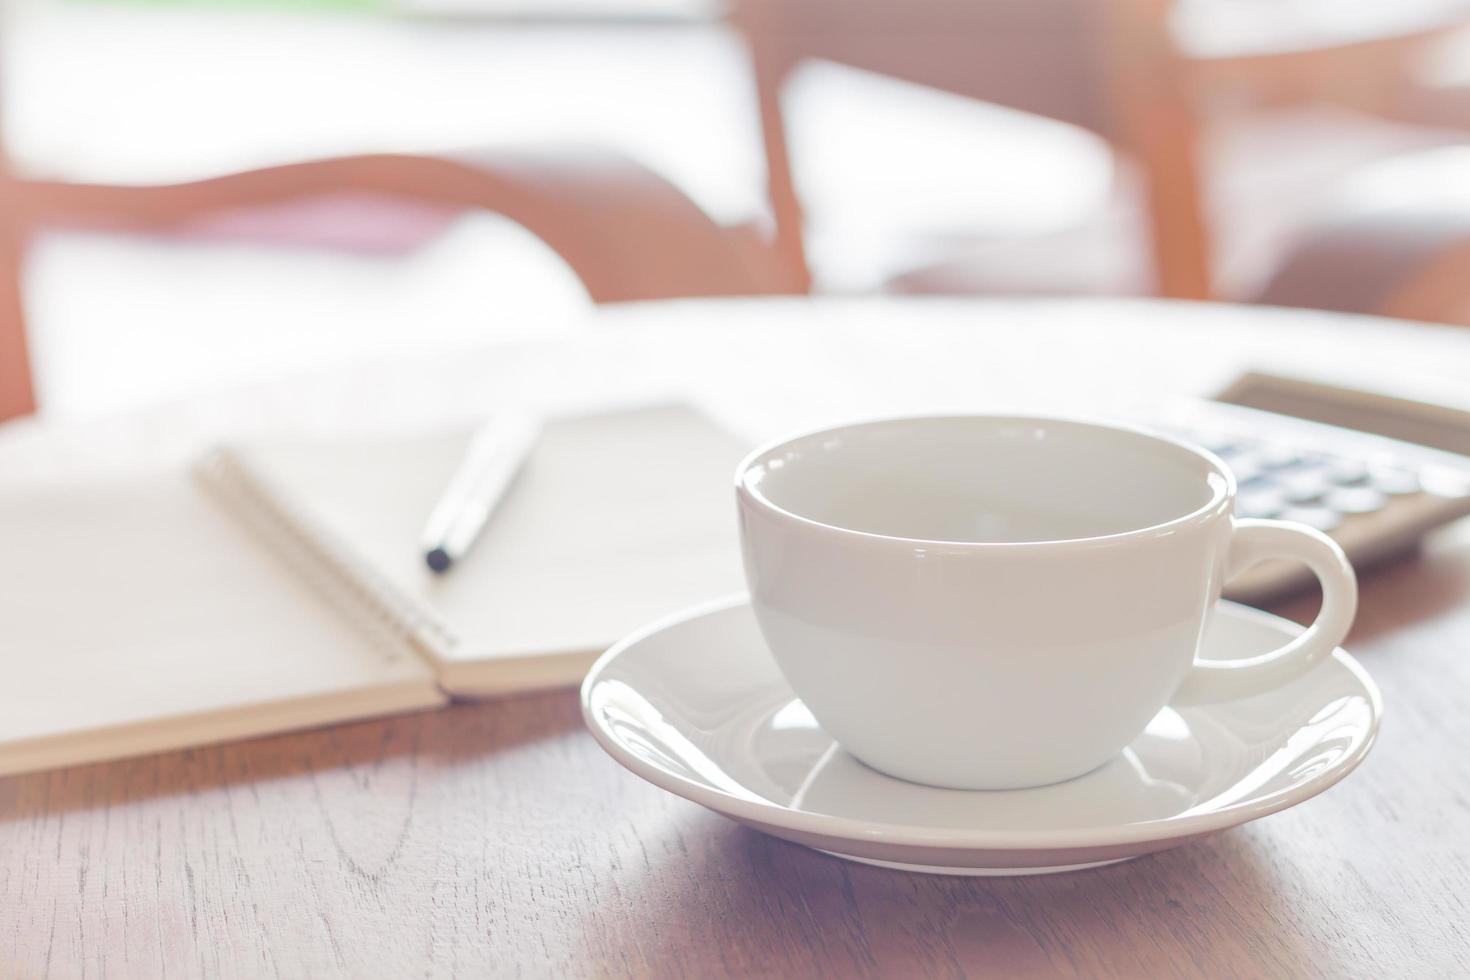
[582,595,1381,876]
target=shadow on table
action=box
[0,688,585,822]
[609,812,1345,977]
[1267,539,1470,647]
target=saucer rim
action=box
[581,593,1382,853]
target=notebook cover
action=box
[0,475,446,777]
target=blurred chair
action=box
[1246,28,1470,325]
[0,146,784,423]
[731,0,1470,300]
[1255,146,1470,325]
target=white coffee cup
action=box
[735,415,1357,791]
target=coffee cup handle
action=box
[1173,518,1358,704]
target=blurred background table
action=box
[2,297,1469,976]
[11,0,1470,423]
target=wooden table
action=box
[3,298,1469,977]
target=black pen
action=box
[421,414,540,574]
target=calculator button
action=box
[1327,460,1370,486]
[1236,488,1287,519]
[1226,453,1267,484]
[1369,466,1419,495]
[1280,505,1343,532]
[1258,444,1306,469]
[1324,486,1387,514]
[1422,468,1470,498]
[1281,470,1333,504]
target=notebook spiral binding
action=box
[193,447,459,665]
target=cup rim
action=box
[735,413,1235,550]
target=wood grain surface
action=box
[2,298,1469,977]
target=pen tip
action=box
[426,548,452,574]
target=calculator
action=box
[1153,371,1470,603]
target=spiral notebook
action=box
[0,404,747,776]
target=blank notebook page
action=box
[228,404,750,681]
[0,475,441,771]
